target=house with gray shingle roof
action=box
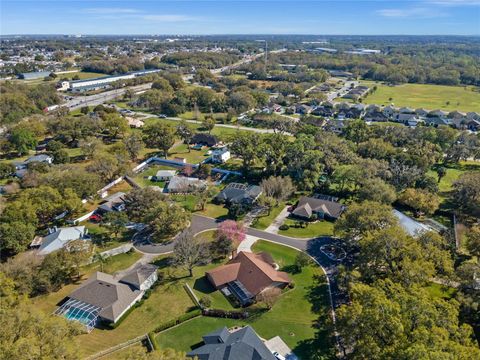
[55,264,158,331]
[187,326,277,360]
[292,196,345,220]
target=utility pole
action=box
[264,40,268,74]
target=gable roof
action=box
[67,263,158,322]
[292,196,345,219]
[207,251,290,297]
[167,176,206,192]
[119,264,158,288]
[38,226,87,255]
[187,326,276,360]
[214,183,262,204]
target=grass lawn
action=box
[279,219,334,239]
[83,250,143,275]
[65,71,105,80]
[196,202,229,219]
[361,80,480,113]
[168,142,210,164]
[429,161,480,193]
[157,241,335,359]
[425,282,457,300]
[252,203,286,230]
[132,164,177,188]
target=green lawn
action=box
[252,203,286,230]
[279,219,334,239]
[83,250,143,275]
[429,161,480,192]
[65,71,105,80]
[132,164,177,188]
[168,142,210,164]
[425,282,457,300]
[196,202,229,219]
[361,81,480,112]
[157,241,335,359]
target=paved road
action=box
[133,214,347,308]
[327,80,359,101]
[64,83,152,110]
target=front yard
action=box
[279,219,334,239]
[156,240,335,359]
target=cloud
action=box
[82,8,141,14]
[427,0,480,5]
[142,14,198,22]
[377,7,448,18]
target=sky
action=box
[1,0,479,35]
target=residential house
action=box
[295,104,313,115]
[415,108,429,117]
[448,111,466,120]
[192,133,219,147]
[33,226,90,255]
[398,107,415,114]
[383,105,396,118]
[211,147,231,163]
[15,154,53,170]
[291,195,345,220]
[396,113,423,126]
[97,192,126,213]
[153,170,176,181]
[167,176,207,193]
[55,264,158,331]
[345,103,365,119]
[187,326,277,360]
[206,251,291,306]
[214,183,262,205]
[312,105,334,117]
[452,118,480,132]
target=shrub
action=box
[279,224,289,231]
[199,295,212,308]
[152,309,202,333]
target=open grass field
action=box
[361,81,480,113]
[65,71,105,80]
[168,142,210,164]
[279,219,334,239]
[157,240,334,359]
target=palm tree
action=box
[92,252,108,272]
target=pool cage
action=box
[54,299,101,332]
[228,280,253,306]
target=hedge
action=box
[153,309,202,334]
[148,332,159,351]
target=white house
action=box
[153,170,176,181]
[35,226,90,255]
[211,147,231,163]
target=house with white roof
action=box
[33,226,90,255]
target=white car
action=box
[273,352,286,360]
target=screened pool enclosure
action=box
[54,298,101,332]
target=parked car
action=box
[158,114,167,118]
[273,352,286,360]
[89,213,102,223]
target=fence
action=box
[85,334,148,360]
[184,283,202,308]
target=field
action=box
[156,240,334,359]
[361,81,480,112]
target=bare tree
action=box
[261,176,296,205]
[256,287,281,309]
[173,230,209,277]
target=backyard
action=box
[361,81,480,113]
[156,240,334,359]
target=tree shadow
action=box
[193,276,216,295]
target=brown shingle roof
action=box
[206,252,290,296]
[292,196,344,219]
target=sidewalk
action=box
[237,235,259,253]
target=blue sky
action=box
[1,1,479,35]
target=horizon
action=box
[2,0,479,36]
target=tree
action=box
[148,202,190,242]
[295,252,311,272]
[229,132,262,172]
[80,106,89,115]
[66,239,93,278]
[123,132,144,160]
[465,225,480,257]
[52,149,70,164]
[343,120,370,145]
[176,120,193,152]
[120,346,187,360]
[398,188,440,216]
[257,195,276,216]
[79,136,104,160]
[196,163,212,180]
[102,211,129,238]
[334,201,398,245]
[87,153,126,182]
[8,128,37,155]
[0,163,15,179]
[452,171,480,215]
[103,113,129,139]
[196,187,215,211]
[260,176,296,205]
[357,177,397,204]
[436,166,447,183]
[124,187,166,223]
[173,230,209,277]
[210,232,233,259]
[216,220,246,253]
[92,251,108,272]
[142,122,176,158]
[201,116,215,134]
[256,287,281,309]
